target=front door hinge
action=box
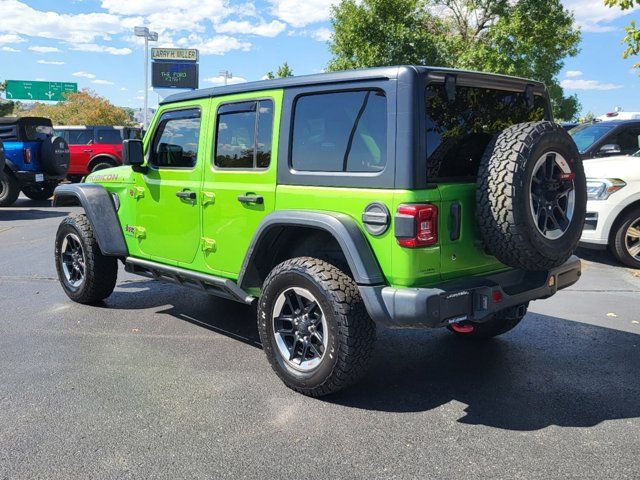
[202,237,217,254]
[129,186,145,200]
[202,191,216,206]
[133,226,146,239]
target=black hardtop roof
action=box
[162,65,547,105]
[0,116,53,127]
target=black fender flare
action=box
[238,210,385,290]
[52,183,128,257]
[4,158,18,174]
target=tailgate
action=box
[437,182,508,280]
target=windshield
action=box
[425,84,548,179]
[23,124,54,141]
[569,123,615,153]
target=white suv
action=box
[580,150,640,268]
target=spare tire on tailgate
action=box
[40,136,70,176]
[476,121,586,271]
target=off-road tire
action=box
[610,208,640,269]
[91,160,117,173]
[55,213,118,304]
[448,304,528,339]
[21,182,57,201]
[477,121,586,271]
[0,171,20,207]
[258,257,376,397]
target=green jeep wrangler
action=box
[53,66,586,397]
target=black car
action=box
[569,119,640,160]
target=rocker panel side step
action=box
[124,257,256,305]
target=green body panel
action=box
[85,91,509,292]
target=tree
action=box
[329,0,582,119]
[266,62,294,79]
[23,90,133,125]
[605,0,640,69]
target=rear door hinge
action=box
[202,191,216,206]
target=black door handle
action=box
[450,202,461,241]
[176,191,196,200]
[238,194,264,205]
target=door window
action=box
[95,129,123,144]
[214,99,274,169]
[67,129,93,145]
[607,126,640,155]
[290,90,387,173]
[150,109,201,168]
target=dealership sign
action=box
[151,48,198,62]
[5,80,78,102]
[151,48,199,90]
[152,62,199,89]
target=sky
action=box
[0,0,638,116]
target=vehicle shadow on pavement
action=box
[0,209,68,221]
[108,280,261,348]
[0,198,69,221]
[576,247,622,268]
[330,313,640,431]
[104,280,640,431]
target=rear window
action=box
[0,125,17,141]
[569,123,616,152]
[291,90,387,173]
[426,84,548,180]
[23,124,53,141]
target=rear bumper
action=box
[14,170,65,184]
[360,256,581,329]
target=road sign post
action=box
[5,80,77,102]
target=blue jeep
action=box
[0,117,70,206]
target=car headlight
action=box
[586,178,626,200]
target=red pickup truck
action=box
[54,126,141,182]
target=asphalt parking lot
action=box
[1,196,639,479]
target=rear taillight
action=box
[395,204,438,248]
[23,148,32,164]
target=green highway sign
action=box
[5,80,78,102]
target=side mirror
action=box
[123,139,146,171]
[598,144,622,156]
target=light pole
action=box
[219,70,233,86]
[134,26,158,129]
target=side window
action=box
[291,90,387,173]
[96,129,123,144]
[214,99,274,169]
[150,108,201,168]
[67,130,92,145]
[609,127,640,155]
[54,129,68,142]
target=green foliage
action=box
[578,111,597,123]
[605,0,640,68]
[266,62,294,79]
[329,0,582,119]
[0,100,15,117]
[328,0,446,71]
[23,90,132,126]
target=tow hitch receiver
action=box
[450,322,474,334]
